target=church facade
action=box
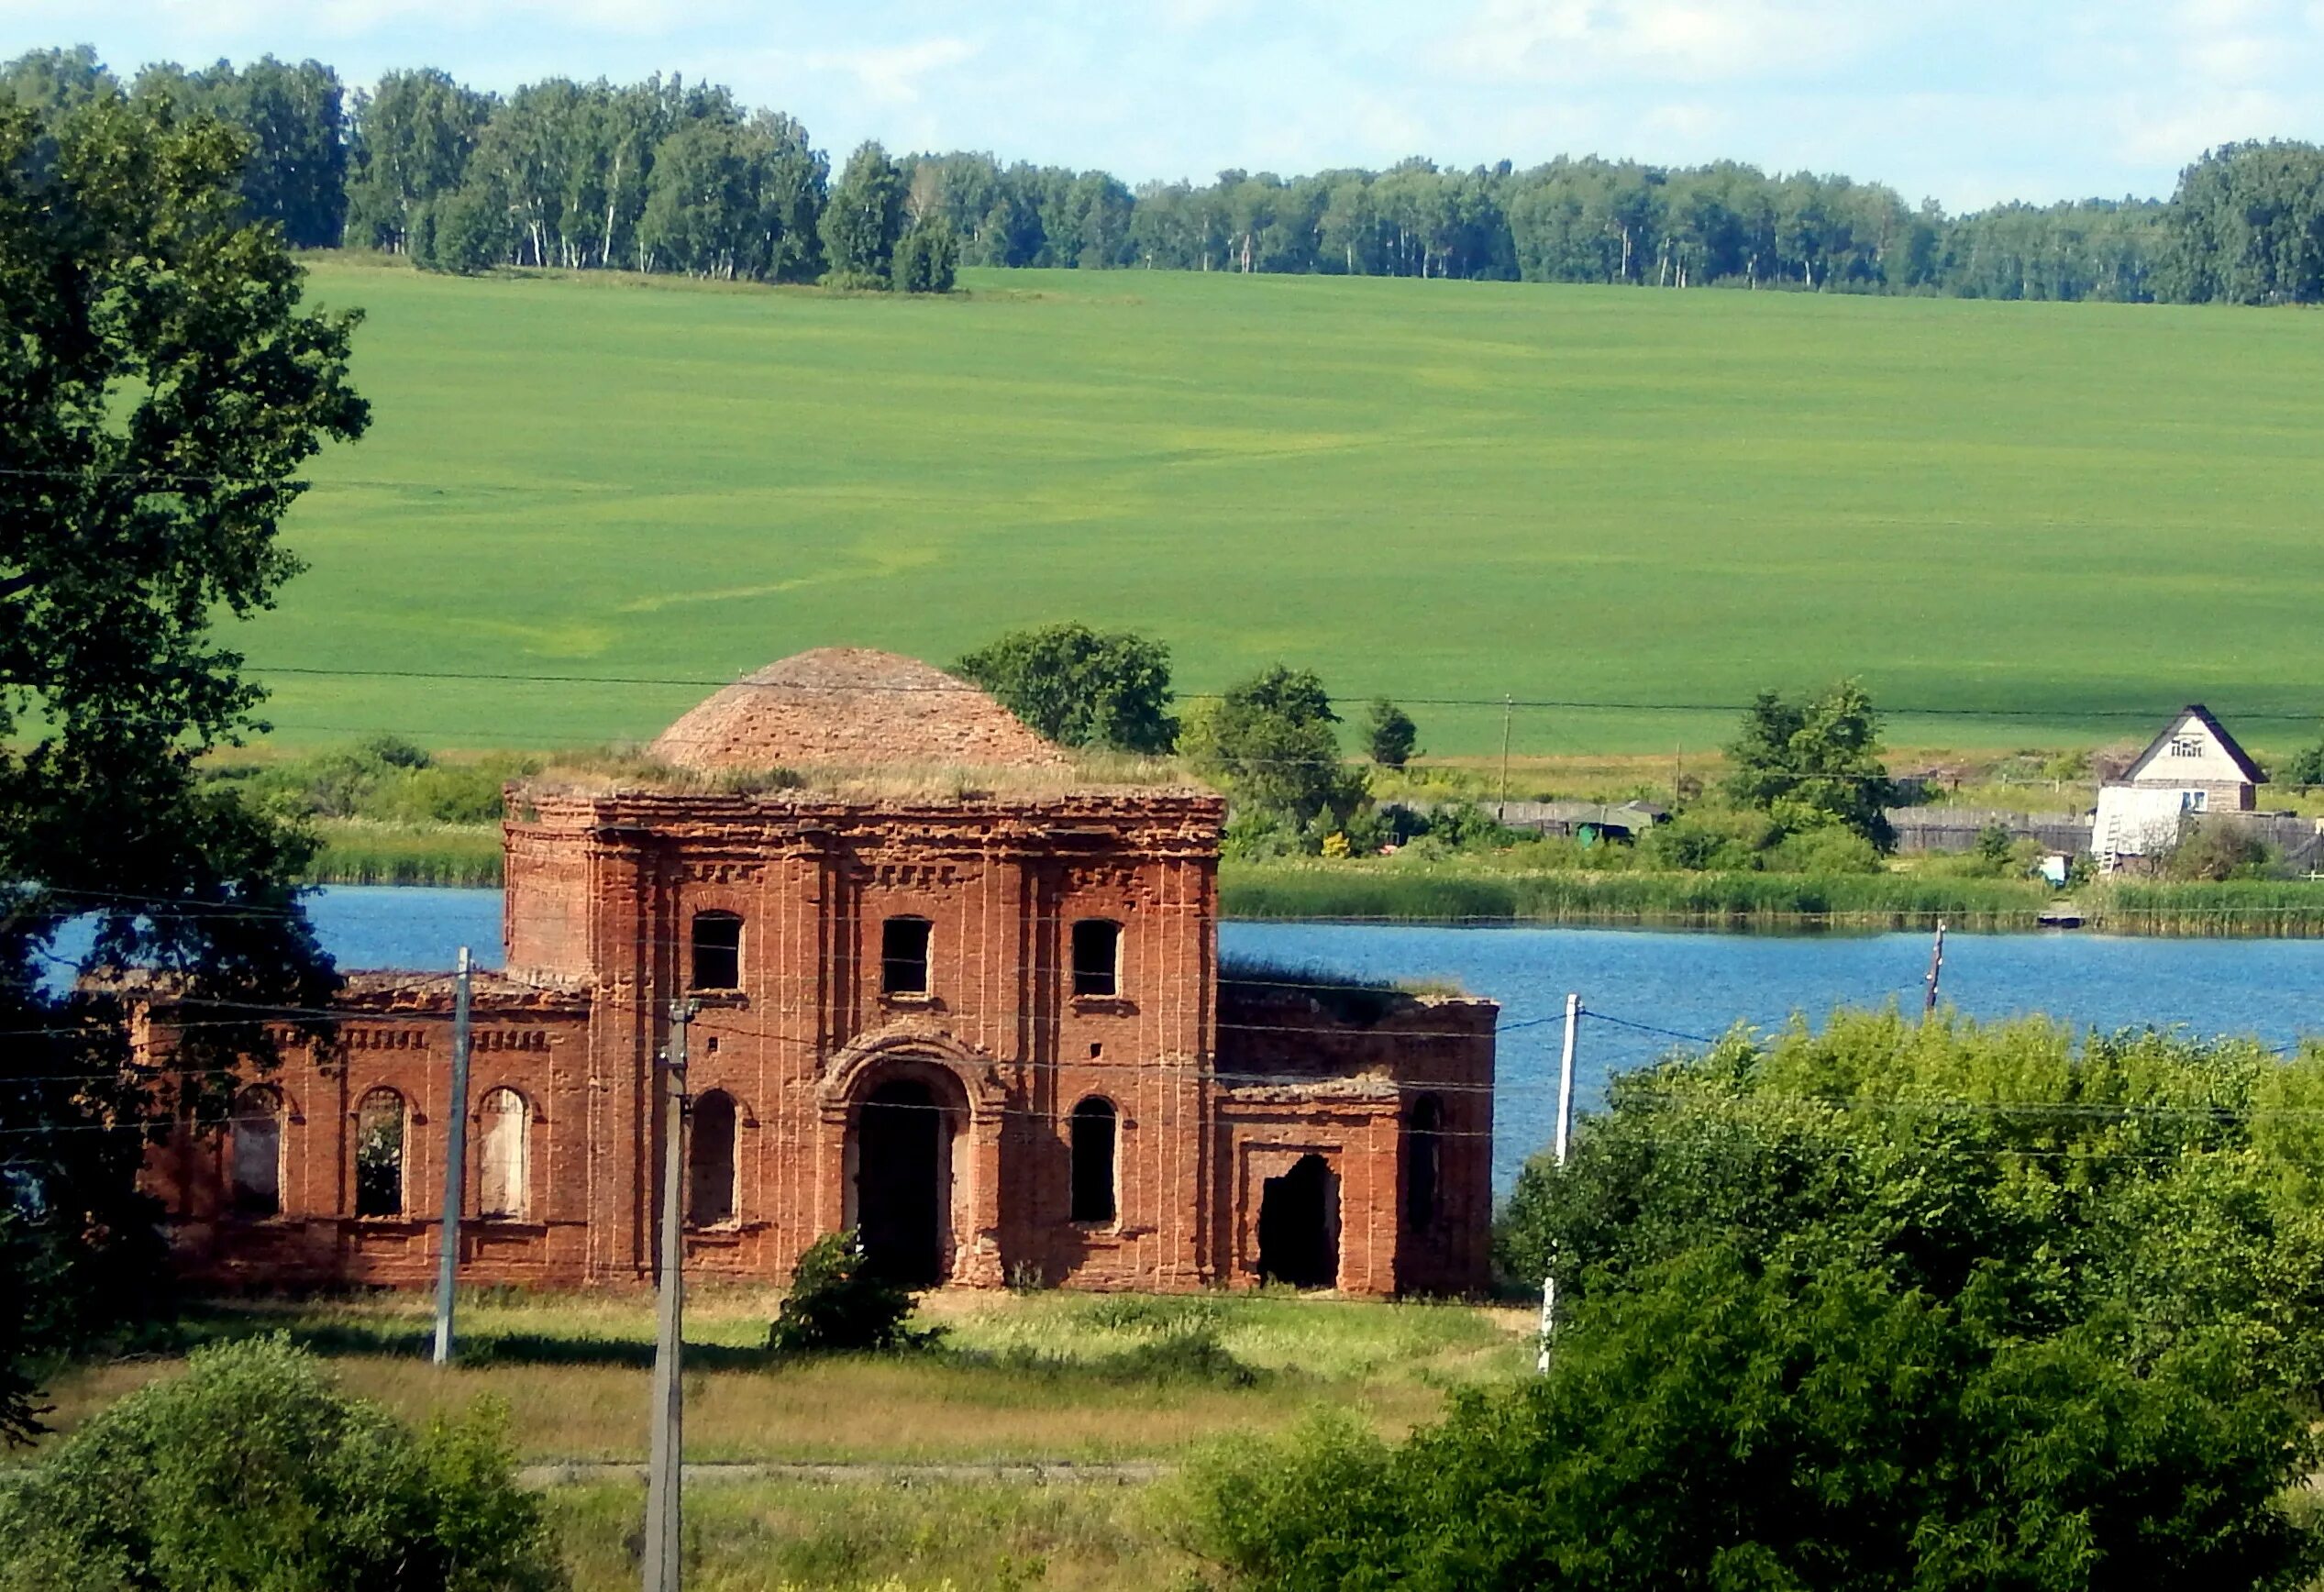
[143,652,1498,1298]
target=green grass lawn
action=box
[251,258,2324,757]
[27,1288,1532,1590]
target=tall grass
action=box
[2090,880,2324,936]
[544,1476,1187,1592]
[305,820,502,886]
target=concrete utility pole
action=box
[642,998,696,1592]
[1923,920,1948,1015]
[1538,991,1580,1375]
[432,946,475,1366]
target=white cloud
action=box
[1444,0,1880,85]
[801,37,977,106]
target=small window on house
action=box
[354,1088,406,1218]
[2185,790,2209,813]
[230,1085,283,1217]
[1070,1097,1118,1224]
[881,916,932,996]
[692,911,743,990]
[477,1088,527,1220]
[1071,919,1122,998]
[1405,1094,1444,1227]
[689,1089,737,1227]
[2172,736,2201,757]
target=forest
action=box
[4,43,2322,303]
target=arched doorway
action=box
[1257,1154,1338,1288]
[853,1076,954,1284]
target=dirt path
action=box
[520,1459,1168,1487]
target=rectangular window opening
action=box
[1072,919,1122,998]
[882,916,933,996]
[692,912,743,990]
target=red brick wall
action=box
[150,786,1498,1300]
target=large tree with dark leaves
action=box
[0,92,367,1441]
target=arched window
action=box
[692,911,743,991]
[1405,1093,1444,1227]
[882,916,933,996]
[1071,919,1122,998]
[477,1087,528,1220]
[354,1088,406,1218]
[689,1089,737,1227]
[230,1085,283,1217]
[1069,1097,1118,1224]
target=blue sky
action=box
[4,0,2320,208]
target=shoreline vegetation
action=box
[304,822,2324,935]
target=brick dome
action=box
[647,647,1065,772]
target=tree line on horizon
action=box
[5,43,2323,304]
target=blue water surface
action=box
[301,887,2324,1192]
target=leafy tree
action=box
[893,216,960,293]
[1183,666,1364,829]
[1364,698,1418,767]
[0,45,116,116]
[821,139,905,286]
[0,91,366,1438]
[134,57,349,248]
[2282,739,2324,786]
[1724,679,1898,848]
[954,623,1177,753]
[345,67,492,254]
[1181,1247,2319,1591]
[1189,1013,2324,1590]
[768,1231,936,1353]
[0,1336,565,1590]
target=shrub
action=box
[0,1335,563,1591]
[1634,804,1771,871]
[2166,820,2274,881]
[1760,823,1884,874]
[769,1231,938,1354]
[1179,1249,2322,1590]
[893,217,960,293]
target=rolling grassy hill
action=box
[249,257,2324,756]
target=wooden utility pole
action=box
[1499,695,1514,820]
[1538,991,1580,1375]
[642,998,695,1592]
[1923,920,1948,1016]
[432,946,474,1366]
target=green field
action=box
[250,258,2324,756]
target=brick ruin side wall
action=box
[1213,994,1498,1297]
[145,980,594,1288]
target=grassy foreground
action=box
[28,1288,1532,1590]
[244,257,2324,756]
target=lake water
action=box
[304,887,2324,1192]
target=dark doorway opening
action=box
[1404,1094,1444,1228]
[1256,1154,1337,1288]
[856,1078,946,1284]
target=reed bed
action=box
[1220,865,2055,930]
[304,820,503,886]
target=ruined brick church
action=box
[147,650,1497,1297]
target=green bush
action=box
[1179,1248,2320,1590]
[0,1335,564,1591]
[1759,823,1884,874]
[768,1231,939,1354]
[1180,1012,2324,1589]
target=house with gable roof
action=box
[2093,705,2268,871]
